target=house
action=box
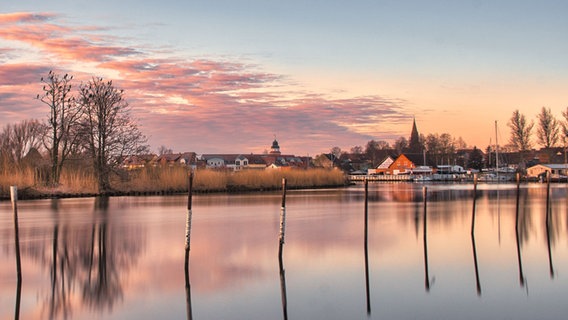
[156,153,182,166]
[527,164,568,178]
[122,154,158,169]
[369,156,395,175]
[387,154,416,175]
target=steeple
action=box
[408,118,422,153]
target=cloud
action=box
[0,12,56,24]
[0,11,411,154]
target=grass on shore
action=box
[1,166,347,198]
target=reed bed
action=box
[1,166,347,199]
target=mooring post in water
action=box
[185,171,194,253]
[471,174,478,235]
[363,178,371,314]
[11,186,22,282]
[278,178,288,319]
[184,171,194,320]
[279,178,287,245]
[545,170,552,225]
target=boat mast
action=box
[495,120,499,180]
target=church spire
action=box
[408,117,421,153]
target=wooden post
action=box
[11,186,22,320]
[187,170,194,211]
[279,178,287,245]
[364,178,371,314]
[185,171,194,320]
[185,171,194,252]
[281,178,287,209]
[471,174,478,236]
[278,177,288,319]
[11,186,22,282]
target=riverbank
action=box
[0,167,348,200]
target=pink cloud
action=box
[0,12,56,24]
[0,12,410,155]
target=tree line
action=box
[0,71,148,193]
[320,107,568,171]
[508,107,568,151]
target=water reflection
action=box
[3,196,146,318]
[2,183,568,319]
[422,187,431,292]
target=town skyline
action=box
[1,1,567,155]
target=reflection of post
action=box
[185,171,194,320]
[470,175,481,295]
[423,186,430,291]
[15,276,22,320]
[546,171,551,212]
[471,233,482,296]
[278,178,288,320]
[10,186,22,282]
[185,259,193,320]
[364,179,371,315]
[545,173,554,278]
[546,214,555,278]
[11,186,22,320]
[278,242,288,320]
[515,182,525,287]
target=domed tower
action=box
[270,138,281,155]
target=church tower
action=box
[408,118,422,153]
[270,138,281,155]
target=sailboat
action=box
[479,121,513,182]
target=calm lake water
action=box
[2,182,568,319]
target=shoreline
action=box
[0,182,349,201]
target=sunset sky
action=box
[1,1,567,155]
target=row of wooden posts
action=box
[8,170,553,319]
[137,170,556,318]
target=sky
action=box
[1,0,567,156]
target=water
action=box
[1,183,568,319]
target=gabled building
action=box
[527,163,568,178]
[370,155,395,175]
[387,154,416,175]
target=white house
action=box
[527,164,568,178]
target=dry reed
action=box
[1,165,346,198]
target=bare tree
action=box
[536,106,559,148]
[508,109,533,151]
[77,77,148,193]
[0,119,45,165]
[330,146,342,159]
[157,145,173,156]
[394,136,408,154]
[38,71,81,186]
[561,107,568,146]
[350,145,363,154]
